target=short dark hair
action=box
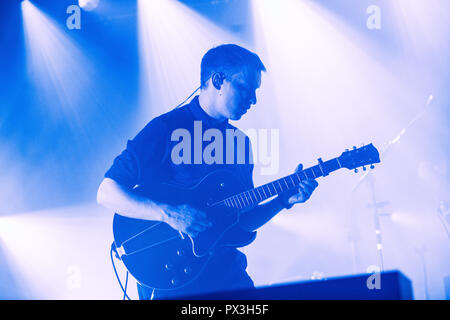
[200,44,266,88]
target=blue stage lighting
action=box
[78,0,99,11]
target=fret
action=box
[289,175,295,188]
[311,168,316,178]
[235,196,242,209]
[302,171,308,180]
[326,158,340,173]
[272,181,280,193]
[249,191,255,203]
[264,183,272,197]
[244,192,251,205]
[282,177,289,189]
[256,187,263,200]
[274,180,283,193]
[271,183,278,194]
[281,179,286,191]
[315,165,323,177]
[231,196,241,209]
[301,170,308,181]
[293,173,301,184]
[240,193,248,207]
[242,193,249,206]
[316,163,325,176]
[225,198,231,208]
[261,185,268,198]
[245,192,252,206]
[251,189,259,203]
[266,183,275,196]
[299,170,306,181]
[276,180,283,193]
[246,191,254,204]
[335,157,342,168]
[313,167,322,179]
[242,192,248,205]
[235,195,243,208]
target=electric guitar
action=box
[112,144,380,290]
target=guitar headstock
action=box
[338,144,380,172]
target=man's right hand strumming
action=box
[97,178,212,238]
[160,204,212,238]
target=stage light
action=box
[386,0,450,60]
[137,0,241,121]
[0,205,132,299]
[78,0,99,11]
[249,0,404,144]
[21,0,94,128]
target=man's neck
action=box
[198,90,227,122]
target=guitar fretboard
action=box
[220,157,342,211]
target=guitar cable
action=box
[110,243,132,300]
[172,86,201,109]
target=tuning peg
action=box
[354,168,358,173]
[363,166,366,171]
[370,164,375,169]
[353,146,357,150]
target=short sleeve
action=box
[105,117,169,189]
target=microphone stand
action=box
[348,95,434,273]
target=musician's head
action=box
[200,44,266,120]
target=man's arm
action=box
[97,177,163,220]
[238,197,284,232]
[97,177,211,236]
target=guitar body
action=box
[112,170,257,290]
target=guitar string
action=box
[121,235,181,257]
[121,221,165,247]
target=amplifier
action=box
[181,270,413,300]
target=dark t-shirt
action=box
[105,96,254,190]
[105,96,255,298]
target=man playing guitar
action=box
[97,44,318,299]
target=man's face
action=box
[217,70,261,120]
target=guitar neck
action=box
[222,157,343,211]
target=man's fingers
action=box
[190,209,212,228]
[187,223,208,236]
[191,217,212,234]
[196,213,212,228]
[289,192,304,203]
[300,180,318,194]
[297,182,315,202]
[285,177,318,206]
[187,229,199,238]
[305,179,319,189]
[298,183,309,196]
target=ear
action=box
[211,72,225,90]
